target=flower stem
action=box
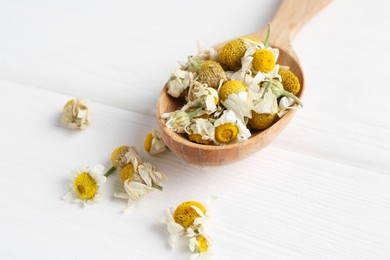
[104,166,116,177]
[264,24,271,48]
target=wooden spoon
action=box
[156,0,332,167]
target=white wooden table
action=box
[1,0,390,259]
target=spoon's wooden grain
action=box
[156,0,332,167]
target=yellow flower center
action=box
[219,80,246,101]
[120,164,135,184]
[252,49,275,73]
[111,146,130,168]
[219,38,247,69]
[144,132,153,153]
[198,60,226,89]
[188,134,212,145]
[215,123,238,143]
[196,235,209,253]
[173,201,206,228]
[74,172,98,200]
[248,112,278,130]
[279,67,301,95]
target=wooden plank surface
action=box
[1,0,390,259]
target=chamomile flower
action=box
[113,148,165,213]
[161,110,192,134]
[161,197,215,256]
[197,60,226,89]
[222,91,253,123]
[191,84,219,114]
[63,165,106,206]
[249,83,279,130]
[189,235,212,260]
[137,162,165,190]
[61,98,92,129]
[111,145,142,169]
[218,80,246,101]
[187,118,215,145]
[278,67,301,95]
[253,86,278,115]
[144,130,167,155]
[242,44,281,82]
[214,110,251,144]
[218,37,259,70]
[167,69,196,98]
[162,107,205,134]
[161,201,208,247]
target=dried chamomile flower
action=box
[218,80,246,101]
[111,145,142,169]
[120,164,135,184]
[144,130,167,155]
[61,98,92,129]
[253,85,278,114]
[63,164,107,206]
[279,67,301,95]
[214,110,251,144]
[189,84,219,114]
[161,201,207,247]
[187,118,215,145]
[167,69,196,98]
[197,60,227,89]
[189,235,212,260]
[161,197,215,258]
[252,49,276,73]
[248,82,280,130]
[113,146,165,213]
[162,108,203,134]
[249,112,278,130]
[222,91,253,123]
[218,37,258,70]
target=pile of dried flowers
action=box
[63,145,166,212]
[163,26,302,145]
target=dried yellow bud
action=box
[61,98,92,129]
[252,49,275,73]
[248,112,278,130]
[197,60,226,89]
[279,67,301,95]
[188,134,212,145]
[219,80,246,101]
[218,38,247,69]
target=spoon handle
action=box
[250,0,332,48]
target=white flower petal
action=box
[191,206,206,218]
[222,91,253,122]
[137,165,153,187]
[167,222,184,235]
[189,237,197,252]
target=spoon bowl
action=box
[156,0,332,167]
